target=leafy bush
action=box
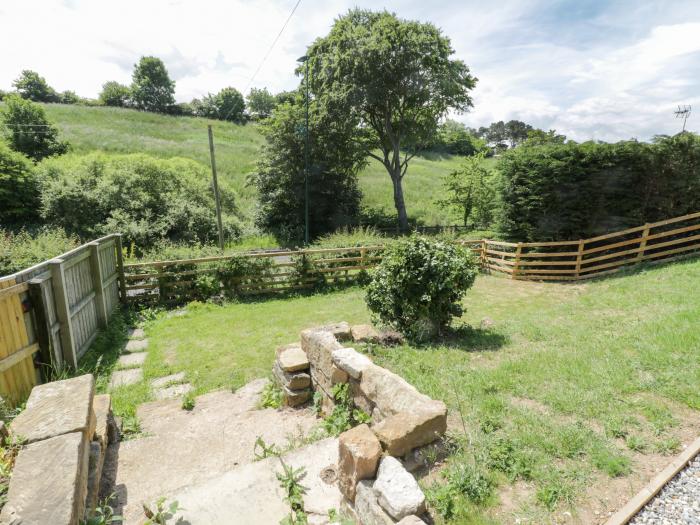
[0,95,69,161]
[38,153,241,248]
[217,255,274,298]
[0,142,40,225]
[0,228,78,275]
[194,87,246,123]
[99,81,131,107]
[438,154,497,228]
[365,236,478,341]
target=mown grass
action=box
[42,103,486,230]
[79,257,700,522]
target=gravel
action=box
[630,453,700,525]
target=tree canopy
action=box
[99,81,131,107]
[0,95,68,161]
[307,9,477,230]
[130,56,176,113]
[12,70,59,103]
[195,87,246,122]
[247,87,276,119]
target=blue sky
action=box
[1,0,698,141]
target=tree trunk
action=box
[391,171,409,232]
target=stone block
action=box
[338,424,382,502]
[11,374,95,445]
[349,379,374,416]
[127,327,145,340]
[109,368,143,389]
[351,324,380,343]
[117,351,147,368]
[397,516,426,524]
[151,372,186,389]
[84,441,104,518]
[360,364,432,417]
[330,365,348,385]
[275,342,301,357]
[283,386,312,407]
[278,346,310,373]
[92,394,112,451]
[301,328,342,376]
[332,348,373,379]
[320,321,352,341]
[274,361,311,390]
[124,338,148,353]
[154,383,193,400]
[0,432,89,525]
[372,402,447,457]
[355,480,394,525]
[373,456,426,520]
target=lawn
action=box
[43,103,481,229]
[81,257,700,524]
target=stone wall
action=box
[1,374,116,525]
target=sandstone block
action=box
[92,394,112,451]
[154,383,193,400]
[320,321,352,341]
[275,342,301,358]
[117,352,147,368]
[397,516,426,524]
[373,456,426,520]
[360,364,431,417]
[330,365,349,385]
[301,329,342,375]
[355,480,395,525]
[351,324,380,343]
[84,441,104,518]
[124,338,148,353]
[372,401,447,457]
[338,424,382,502]
[0,432,89,525]
[151,372,186,389]
[278,346,310,373]
[274,361,311,390]
[283,386,311,407]
[349,379,374,416]
[109,368,143,389]
[11,374,95,445]
[332,348,373,379]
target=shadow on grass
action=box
[432,324,508,353]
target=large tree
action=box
[12,70,59,103]
[307,9,477,230]
[195,87,246,122]
[130,56,175,113]
[247,87,276,119]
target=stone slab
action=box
[127,328,145,340]
[0,432,89,525]
[360,364,432,417]
[274,361,311,390]
[151,372,186,389]
[109,368,143,389]
[332,347,373,379]
[373,456,426,520]
[124,339,148,353]
[355,480,395,525]
[320,321,352,341]
[373,402,447,456]
[397,516,426,524]
[117,352,147,368]
[11,374,95,444]
[278,346,310,373]
[154,383,193,400]
[85,441,104,518]
[93,394,112,451]
[351,324,381,343]
[283,385,311,407]
[338,424,382,502]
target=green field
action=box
[43,104,472,228]
[83,258,700,524]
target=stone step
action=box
[127,328,145,340]
[117,352,147,369]
[109,368,143,389]
[154,383,193,400]
[150,372,186,389]
[124,339,148,354]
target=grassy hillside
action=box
[43,104,472,228]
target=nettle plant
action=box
[365,236,478,341]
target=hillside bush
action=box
[195,87,246,122]
[38,153,241,249]
[439,154,497,228]
[365,236,478,341]
[0,228,79,275]
[12,70,59,103]
[99,81,131,107]
[0,142,41,225]
[498,132,700,241]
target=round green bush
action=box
[365,236,478,341]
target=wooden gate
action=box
[0,279,38,404]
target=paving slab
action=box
[151,372,186,389]
[127,328,145,340]
[109,368,143,389]
[10,374,95,444]
[117,352,147,368]
[154,383,193,400]
[124,339,148,353]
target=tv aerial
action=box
[674,105,691,132]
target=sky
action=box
[1,0,699,141]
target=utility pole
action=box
[674,105,691,132]
[207,125,225,251]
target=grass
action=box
[78,257,700,523]
[42,103,484,230]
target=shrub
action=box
[38,153,241,248]
[365,236,478,341]
[0,227,79,275]
[0,142,40,225]
[0,95,69,161]
[195,87,246,123]
[438,154,497,228]
[99,81,131,107]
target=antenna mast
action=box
[674,105,691,132]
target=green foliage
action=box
[195,87,246,123]
[260,382,283,409]
[181,391,195,411]
[365,236,478,341]
[0,436,24,509]
[431,120,489,156]
[1,95,69,161]
[12,70,59,102]
[142,497,180,525]
[81,493,123,525]
[276,460,308,525]
[0,141,40,224]
[0,227,79,275]
[321,383,371,436]
[308,9,477,229]
[253,93,365,242]
[427,461,494,519]
[38,152,241,248]
[59,91,80,105]
[217,255,274,298]
[439,154,497,228]
[247,87,276,119]
[254,436,281,460]
[497,132,700,241]
[99,81,131,107]
[130,57,175,113]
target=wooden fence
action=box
[0,234,124,403]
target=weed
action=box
[652,437,681,455]
[120,414,142,440]
[260,382,283,409]
[276,459,308,525]
[312,390,323,415]
[254,436,281,460]
[81,493,123,524]
[536,469,579,511]
[0,435,24,508]
[590,445,631,477]
[321,383,371,436]
[625,435,648,453]
[445,462,494,505]
[142,497,181,525]
[181,391,195,411]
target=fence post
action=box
[512,243,523,280]
[575,239,585,279]
[480,240,487,272]
[360,247,367,269]
[28,279,55,378]
[89,242,108,328]
[49,258,78,369]
[637,224,651,263]
[115,234,127,305]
